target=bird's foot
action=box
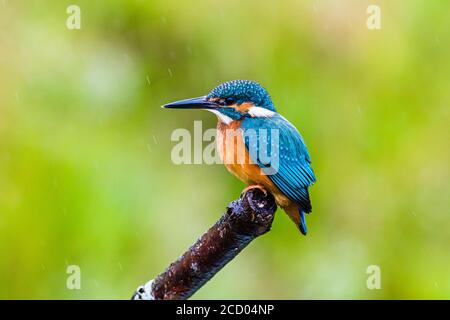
[240,185,267,198]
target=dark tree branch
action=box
[132,186,277,300]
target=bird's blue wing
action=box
[241,115,316,212]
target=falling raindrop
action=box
[357,106,362,115]
[435,36,440,45]
[146,75,151,86]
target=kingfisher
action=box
[163,80,316,235]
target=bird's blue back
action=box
[241,114,316,212]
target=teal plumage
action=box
[207,80,276,111]
[241,115,316,216]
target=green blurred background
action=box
[0,0,449,299]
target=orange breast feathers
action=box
[216,121,293,207]
[216,120,302,228]
[216,120,261,185]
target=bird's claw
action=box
[240,185,267,198]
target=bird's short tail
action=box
[298,210,307,235]
[284,204,308,236]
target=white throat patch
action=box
[207,109,233,125]
[247,106,276,118]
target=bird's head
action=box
[163,80,276,124]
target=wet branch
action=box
[132,186,277,300]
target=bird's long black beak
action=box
[162,96,219,109]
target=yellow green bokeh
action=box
[0,0,448,299]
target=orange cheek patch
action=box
[235,102,254,114]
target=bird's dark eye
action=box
[215,97,235,106]
[225,98,235,105]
